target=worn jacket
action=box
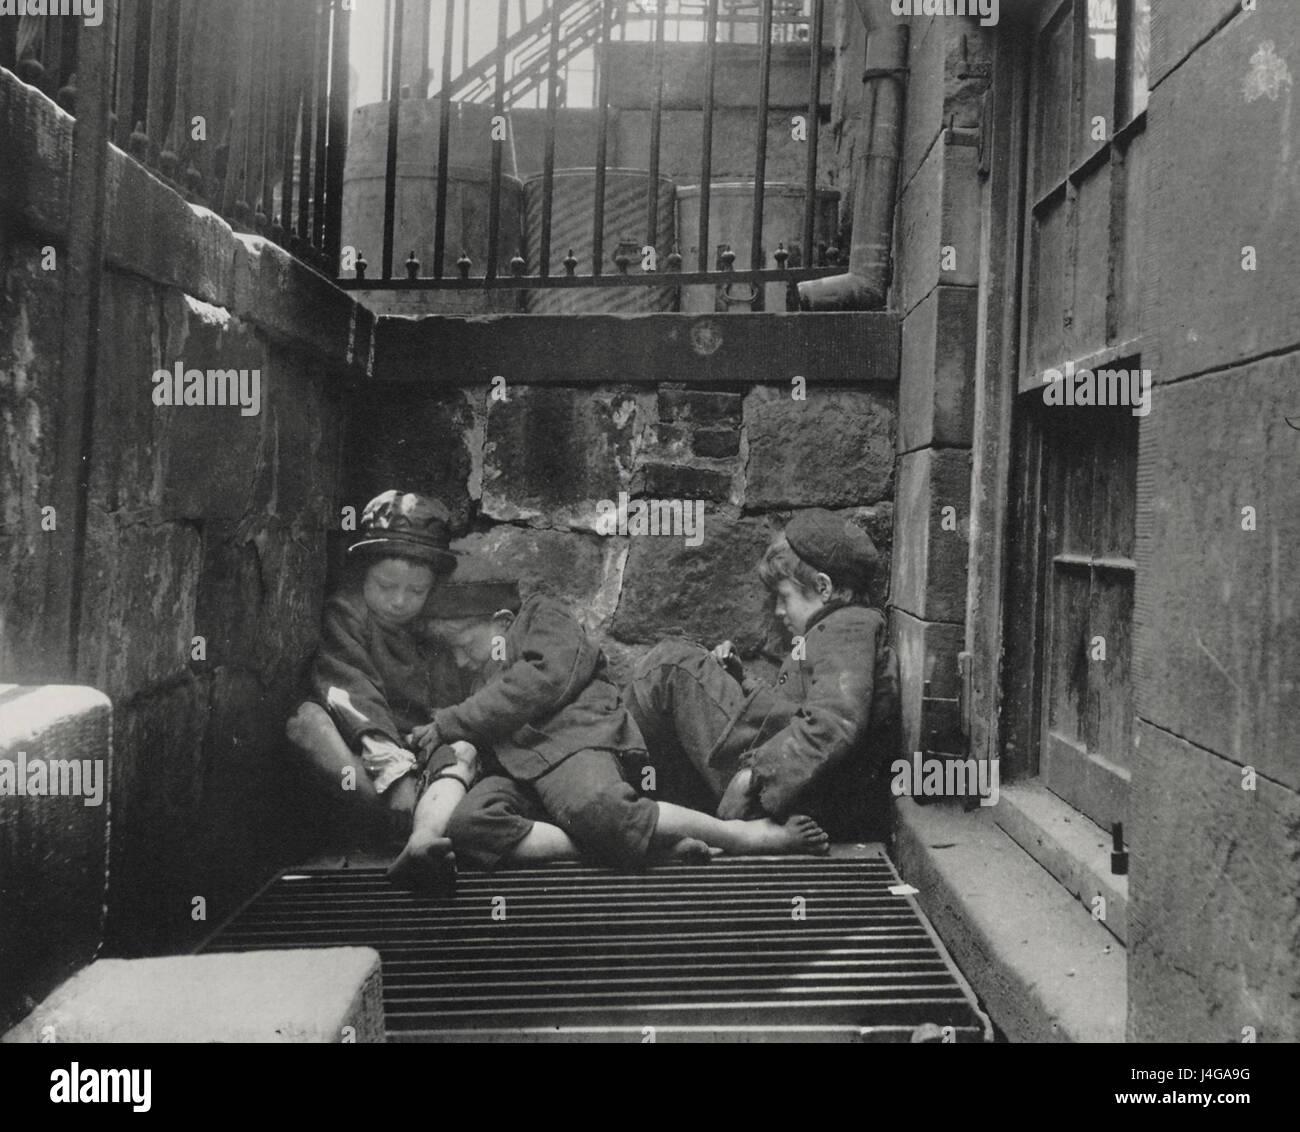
[740,604,894,836]
[430,595,645,782]
[312,588,462,750]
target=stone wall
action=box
[1127,0,1300,1042]
[0,69,366,963]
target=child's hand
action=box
[407,721,442,756]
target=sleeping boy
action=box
[403,557,829,883]
[623,509,896,842]
[285,490,472,891]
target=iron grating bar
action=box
[201,852,991,1042]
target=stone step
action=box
[3,949,385,1044]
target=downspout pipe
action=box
[798,0,908,310]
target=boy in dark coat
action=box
[285,491,471,889]
[623,509,897,842]
[406,561,829,879]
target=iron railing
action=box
[1,0,841,303]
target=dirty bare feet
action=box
[737,814,830,856]
[387,834,457,897]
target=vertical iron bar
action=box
[749,0,773,282]
[539,0,563,277]
[645,0,666,252]
[145,0,172,165]
[55,0,116,678]
[311,0,330,250]
[381,0,392,96]
[112,0,139,146]
[41,17,65,100]
[801,0,824,263]
[486,0,509,282]
[298,0,320,245]
[432,0,455,278]
[279,3,300,240]
[591,0,612,276]
[258,5,278,228]
[697,0,718,272]
[325,0,351,271]
[382,0,404,278]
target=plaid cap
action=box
[784,508,880,590]
[348,490,457,572]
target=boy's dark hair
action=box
[757,535,871,606]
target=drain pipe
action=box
[798,0,908,311]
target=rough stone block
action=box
[611,511,777,652]
[0,685,111,1032]
[899,286,977,452]
[3,949,386,1043]
[744,387,896,510]
[639,461,735,504]
[483,386,642,528]
[447,526,622,637]
[658,387,744,428]
[691,426,741,459]
[891,447,970,624]
[1128,720,1300,1042]
[1134,354,1300,788]
[891,610,964,758]
[896,140,981,317]
[0,69,72,235]
[77,514,202,702]
[1146,5,1300,379]
[345,387,476,529]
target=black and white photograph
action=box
[0,0,1295,1093]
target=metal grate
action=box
[201,851,991,1042]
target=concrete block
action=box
[891,447,970,624]
[3,949,385,1043]
[1134,353,1300,788]
[899,285,977,452]
[891,610,964,757]
[744,386,896,510]
[0,685,112,1033]
[611,510,777,653]
[483,386,643,528]
[1128,720,1300,1042]
[1145,4,1300,379]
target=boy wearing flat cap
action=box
[286,491,472,889]
[405,559,829,881]
[625,509,898,841]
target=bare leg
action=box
[285,702,382,809]
[654,802,829,856]
[501,820,584,862]
[388,744,478,894]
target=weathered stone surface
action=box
[611,511,778,652]
[891,447,970,624]
[0,70,72,236]
[891,610,964,758]
[692,426,741,459]
[1146,5,1300,380]
[901,12,944,189]
[77,514,202,702]
[345,387,475,528]
[1150,0,1239,87]
[1128,720,1300,1042]
[900,286,977,452]
[658,387,743,428]
[483,386,642,527]
[639,461,735,504]
[744,386,895,510]
[1134,354,1300,788]
[447,526,623,637]
[896,140,981,317]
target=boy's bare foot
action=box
[665,837,721,864]
[737,814,830,856]
[387,834,457,897]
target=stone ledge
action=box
[893,797,1126,1043]
[994,781,1129,945]
[3,949,385,1044]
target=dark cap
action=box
[348,490,457,572]
[784,508,879,591]
[425,554,522,618]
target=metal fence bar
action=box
[801,0,824,265]
[433,0,456,278]
[486,0,510,282]
[539,0,565,278]
[591,0,613,276]
[382,0,405,278]
[297,3,320,248]
[697,0,719,271]
[645,0,667,252]
[311,0,330,252]
[750,0,774,285]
